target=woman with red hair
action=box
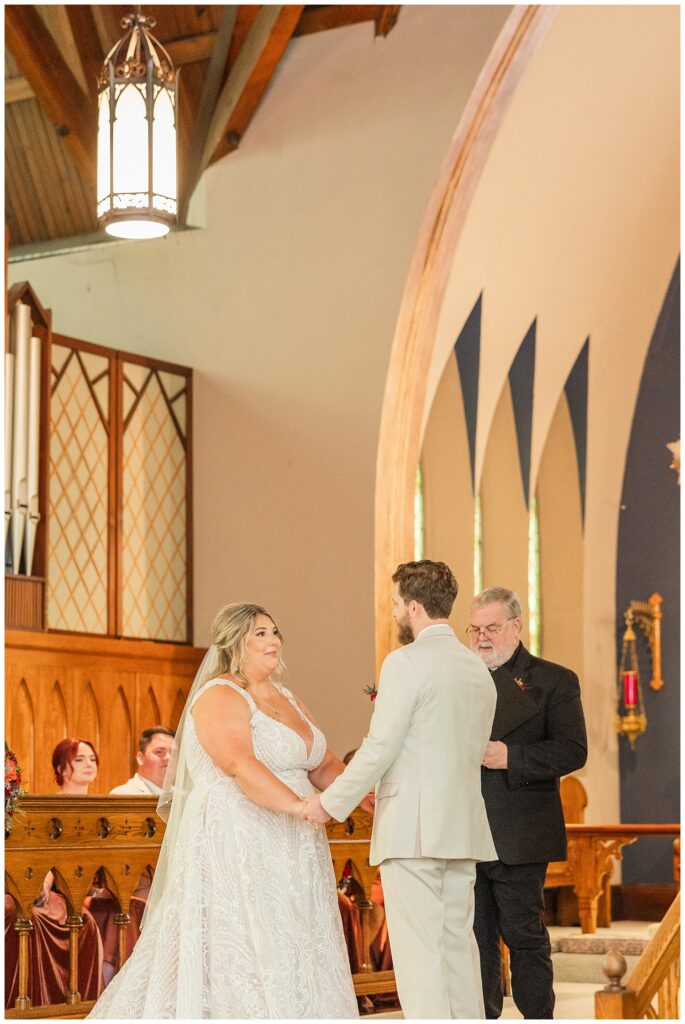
[52,738,99,793]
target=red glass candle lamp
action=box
[615,610,647,749]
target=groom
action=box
[303,560,497,1019]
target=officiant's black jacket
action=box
[482,643,587,865]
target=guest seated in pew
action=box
[5,738,105,1009]
[53,737,99,793]
[51,739,146,986]
[109,727,175,797]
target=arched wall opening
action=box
[376,4,679,830]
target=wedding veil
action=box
[140,644,220,928]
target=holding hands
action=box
[298,794,331,824]
[295,790,376,825]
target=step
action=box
[370,982,599,1020]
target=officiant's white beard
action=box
[475,639,518,670]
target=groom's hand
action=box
[302,794,331,825]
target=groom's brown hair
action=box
[392,560,458,619]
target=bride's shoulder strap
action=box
[190,677,256,711]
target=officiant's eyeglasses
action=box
[465,617,516,638]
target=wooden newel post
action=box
[65,913,83,1004]
[14,915,33,1010]
[115,910,131,970]
[595,947,638,1019]
[357,899,375,973]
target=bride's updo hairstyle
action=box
[211,602,287,680]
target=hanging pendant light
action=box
[97,7,177,240]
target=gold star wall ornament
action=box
[666,439,680,483]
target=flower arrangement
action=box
[363,683,378,702]
[5,742,25,839]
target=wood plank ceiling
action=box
[5,4,401,251]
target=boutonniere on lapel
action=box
[514,676,526,692]
[363,683,378,702]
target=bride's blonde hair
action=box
[211,603,287,680]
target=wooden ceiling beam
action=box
[294,5,384,36]
[5,5,96,183]
[64,6,105,98]
[5,6,404,107]
[179,5,239,225]
[374,6,401,37]
[203,5,305,170]
[5,77,35,104]
[166,30,218,67]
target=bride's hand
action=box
[291,797,306,819]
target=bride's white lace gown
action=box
[88,679,358,1019]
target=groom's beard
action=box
[396,622,414,646]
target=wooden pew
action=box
[6,797,396,1016]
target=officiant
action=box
[467,586,587,1020]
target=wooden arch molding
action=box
[374,5,558,670]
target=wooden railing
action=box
[5,796,394,1017]
[595,891,680,1019]
[5,795,167,1018]
[565,824,680,934]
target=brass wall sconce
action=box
[615,593,664,749]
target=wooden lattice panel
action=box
[47,345,110,633]
[121,364,188,642]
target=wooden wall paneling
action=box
[169,686,188,731]
[6,632,205,796]
[74,678,101,755]
[5,670,36,793]
[68,668,137,793]
[137,679,163,734]
[135,673,193,736]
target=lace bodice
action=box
[186,678,327,797]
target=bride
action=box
[88,603,359,1018]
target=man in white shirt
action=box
[303,560,497,1019]
[110,726,175,796]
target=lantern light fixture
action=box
[97,6,177,240]
[615,593,665,749]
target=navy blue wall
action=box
[616,260,680,884]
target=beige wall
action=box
[8,6,512,757]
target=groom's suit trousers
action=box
[380,857,484,1020]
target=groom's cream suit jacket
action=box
[320,623,498,866]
